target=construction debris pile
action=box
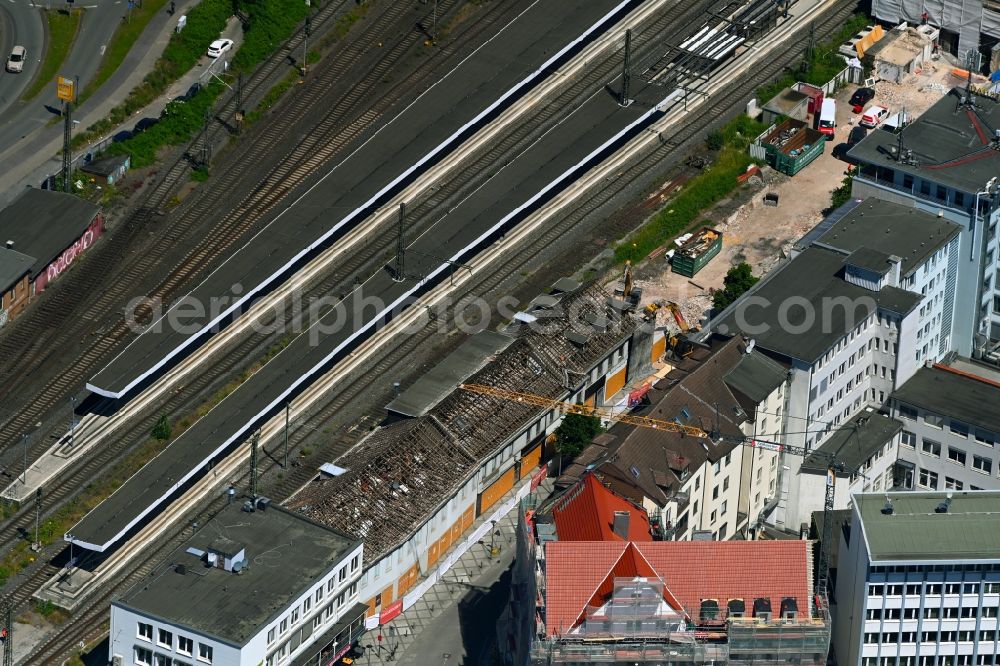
[288,282,637,560]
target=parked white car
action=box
[207,39,233,58]
[860,105,890,128]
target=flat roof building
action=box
[110,501,364,666]
[890,360,1000,493]
[705,198,960,532]
[833,490,1000,666]
[0,189,104,326]
[849,89,1000,360]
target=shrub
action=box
[152,413,172,441]
[555,413,603,457]
[615,146,755,264]
[827,173,855,213]
[713,262,759,310]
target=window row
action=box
[265,587,358,666]
[869,582,1000,598]
[266,581,359,647]
[137,625,206,663]
[266,558,359,646]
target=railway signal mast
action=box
[459,383,855,599]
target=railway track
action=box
[0,0,508,465]
[24,1,858,662]
[0,0,539,508]
[0,0,665,575]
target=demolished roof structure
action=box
[288,281,636,560]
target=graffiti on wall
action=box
[34,215,104,293]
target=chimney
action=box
[612,510,631,540]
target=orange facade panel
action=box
[397,564,419,597]
[365,597,378,618]
[480,466,516,515]
[520,444,542,477]
[605,365,627,401]
[461,505,474,531]
[381,584,395,606]
[428,540,440,568]
[651,333,667,362]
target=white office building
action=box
[833,490,1000,666]
[110,501,365,666]
[850,89,1000,362]
[891,359,1000,492]
[706,198,961,530]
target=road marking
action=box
[100,45,106,55]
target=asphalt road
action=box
[0,0,125,146]
[0,0,45,110]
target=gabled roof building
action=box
[559,334,789,542]
[508,479,832,665]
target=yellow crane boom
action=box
[459,383,708,438]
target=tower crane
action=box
[459,383,855,600]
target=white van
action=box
[818,98,836,140]
[881,110,909,133]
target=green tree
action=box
[152,413,172,441]
[712,262,759,311]
[828,173,855,213]
[554,413,604,458]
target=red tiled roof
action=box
[544,540,812,637]
[551,474,651,542]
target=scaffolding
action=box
[530,577,831,665]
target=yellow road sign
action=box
[56,76,75,102]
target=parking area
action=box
[625,57,961,330]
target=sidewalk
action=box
[369,480,554,666]
[0,0,239,208]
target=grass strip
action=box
[78,0,172,105]
[21,9,83,101]
[614,114,767,264]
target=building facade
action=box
[869,0,1000,64]
[849,89,1000,362]
[0,188,104,327]
[560,334,788,542]
[109,502,364,666]
[833,491,1000,666]
[891,361,1000,492]
[511,505,832,666]
[706,198,960,531]
[287,281,640,633]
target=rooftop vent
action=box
[935,496,952,513]
[208,537,247,573]
[881,499,894,515]
[4,241,12,249]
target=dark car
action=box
[181,81,202,101]
[847,125,868,145]
[133,117,159,133]
[849,87,876,113]
[112,130,134,143]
